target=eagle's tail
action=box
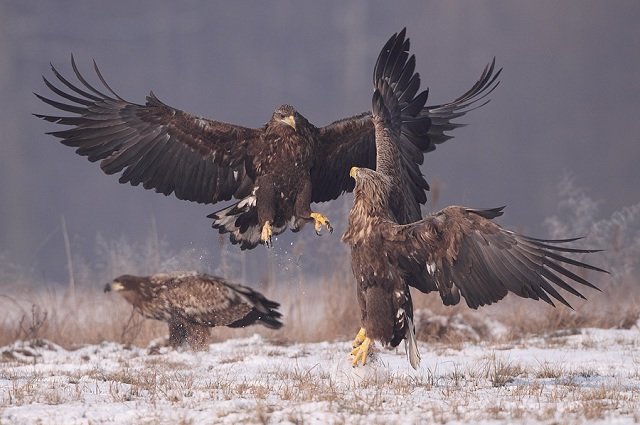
[404,315,421,370]
[207,195,289,250]
[225,283,284,329]
[208,197,262,250]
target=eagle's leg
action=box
[168,319,189,348]
[260,221,273,247]
[310,212,333,236]
[294,179,332,236]
[255,176,276,248]
[351,327,367,348]
[186,324,211,351]
[351,337,373,367]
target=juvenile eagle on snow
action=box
[104,272,282,349]
[343,30,606,370]
[35,30,500,249]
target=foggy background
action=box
[1,1,639,284]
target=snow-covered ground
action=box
[1,328,639,424]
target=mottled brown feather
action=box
[105,271,283,349]
[380,206,605,309]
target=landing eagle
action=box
[343,30,606,369]
[104,271,282,349]
[35,31,500,249]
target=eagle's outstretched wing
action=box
[371,28,430,223]
[382,206,605,309]
[34,56,259,204]
[312,29,501,209]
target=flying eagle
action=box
[34,29,500,249]
[343,30,606,369]
[104,271,282,349]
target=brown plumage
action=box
[344,30,606,370]
[34,28,500,249]
[104,271,282,350]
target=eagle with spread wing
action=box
[343,30,606,369]
[104,271,282,350]
[35,30,500,249]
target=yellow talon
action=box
[310,212,333,235]
[351,337,373,367]
[352,327,366,349]
[261,221,273,247]
[350,343,366,357]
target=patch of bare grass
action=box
[1,274,639,354]
[535,362,565,379]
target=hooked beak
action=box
[280,115,296,131]
[349,166,359,179]
[104,281,124,293]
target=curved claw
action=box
[261,221,273,248]
[351,337,373,367]
[310,212,332,236]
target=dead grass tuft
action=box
[483,355,526,387]
[1,272,639,351]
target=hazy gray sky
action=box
[1,1,639,282]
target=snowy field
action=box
[1,328,639,425]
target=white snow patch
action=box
[1,329,639,424]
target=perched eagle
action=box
[104,271,282,349]
[34,29,500,249]
[343,30,606,369]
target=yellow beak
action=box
[280,115,296,131]
[109,281,125,292]
[349,166,359,179]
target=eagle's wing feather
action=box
[384,206,605,309]
[160,275,251,326]
[422,58,501,145]
[160,274,283,328]
[313,29,501,210]
[312,113,377,202]
[35,56,260,204]
[371,29,431,223]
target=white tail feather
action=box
[404,316,421,369]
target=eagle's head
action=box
[271,104,297,131]
[104,274,139,293]
[348,166,394,219]
[349,166,391,192]
[104,274,153,306]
